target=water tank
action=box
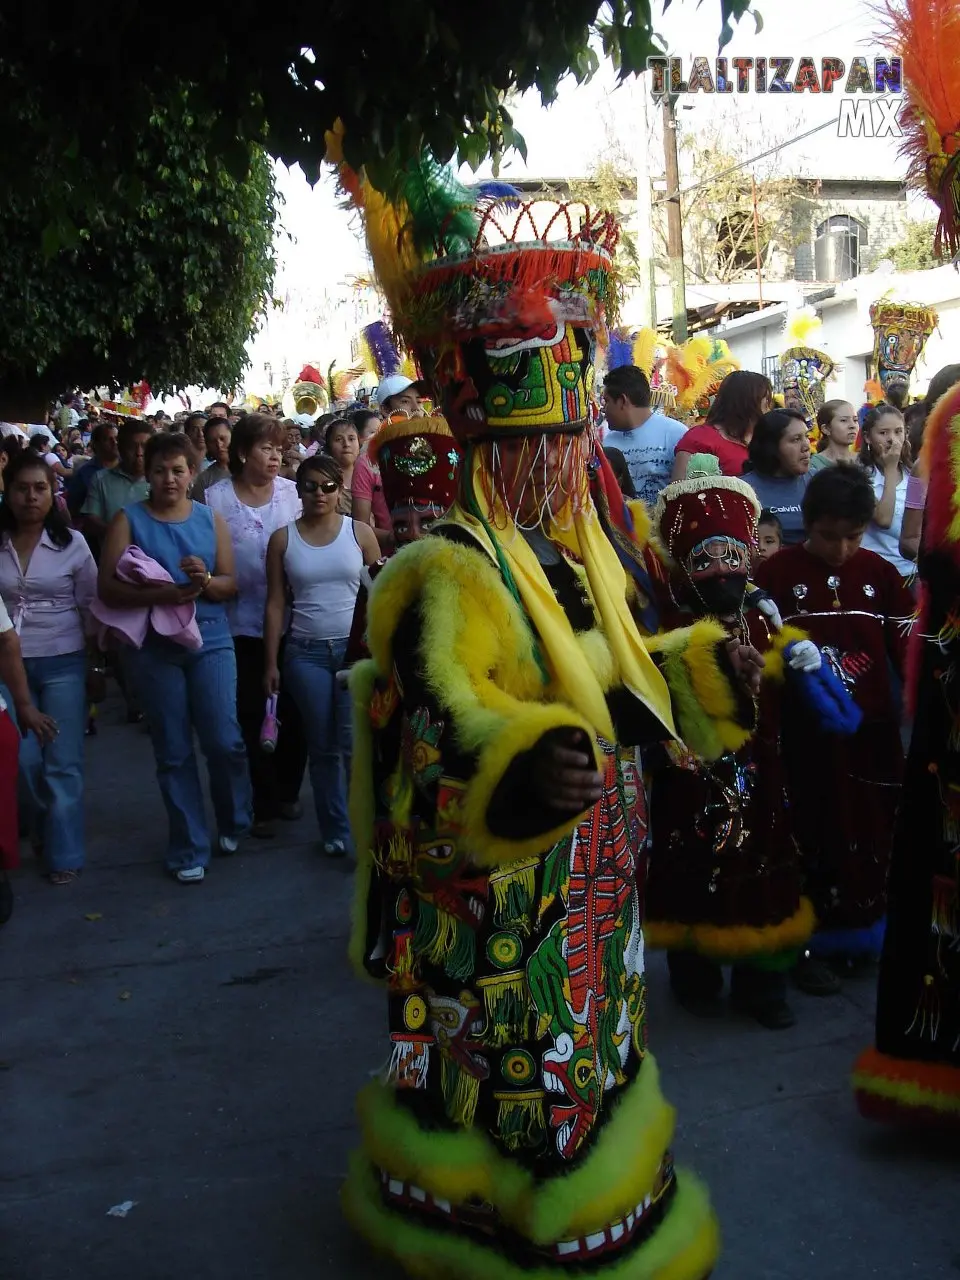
[814,229,859,282]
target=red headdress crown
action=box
[653,459,761,572]
[369,413,461,514]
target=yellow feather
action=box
[631,327,658,379]
[785,306,822,346]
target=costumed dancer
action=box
[343,412,462,664]
[854,380,960,1125]
[329,129,765,1279]
[644,455,820,1029]
[779,308,836,439]
[755,466,915,988]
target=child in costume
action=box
[644,456,816,1029]
[756,467,914,984]
[329,137,765,1279]
[343,412,461,665]
[854,380,960,1125]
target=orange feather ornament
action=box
[880,0,960,256]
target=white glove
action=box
[335,668,351,689]
[754,593,783,631]
[786,639,822,673]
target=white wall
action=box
[710,266,960,404]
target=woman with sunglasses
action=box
[263,455,379,856]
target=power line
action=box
[652,117,836,205]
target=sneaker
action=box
[278,802,303,822]
[322,840,348,858]
[176,866,205,883]
[217,835,239,855]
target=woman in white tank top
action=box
[263,456,379,856]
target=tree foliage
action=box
[0,1,754,209]
[0,87,278,401]
[669,120,804,285]
[879,219,940,272]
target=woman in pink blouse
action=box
[0,453,99,883]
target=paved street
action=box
[3,699,955,1280]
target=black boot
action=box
[667,950,725,1017]
[731,964,796,1030]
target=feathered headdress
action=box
[664,336,740,413]
[879,0,960,257]
[781,307,836,420]
[869,298,939,390]
[919,378,960,558]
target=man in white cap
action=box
[375,374,423,418]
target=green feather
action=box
[400,151,479,259]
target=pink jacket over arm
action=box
[90,545,202,650]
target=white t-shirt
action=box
[603,413,688,508]
[861,467,912,577]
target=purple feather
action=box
[607,330,633,371]
[363,320,400,378]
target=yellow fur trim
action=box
[762,624,810,683]
[647,621,753,760]
[366,537,597,867]
[356,1055,677,1244]
[343,1152,719,1280]
[460,695,599,866]
[347,660,381,981]
[625,498,653,548]
[645,896,816,959]
[575,626,619,692]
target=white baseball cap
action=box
[376,374,420,405]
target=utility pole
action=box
[661,94,687,344]
[634,75,657,330]
[750,173,765,307]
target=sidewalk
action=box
[3,702,953,1279]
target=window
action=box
[816,214,867,245]
[762,354,782,392]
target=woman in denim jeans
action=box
[0,453,99,884]
[98,433,252,883]
[263,456,379,855]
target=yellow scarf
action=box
[444,457,676,742]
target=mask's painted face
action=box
[683,534,752,615]
[433,323,596,443]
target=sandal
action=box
[48,869,82,886]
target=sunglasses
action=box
[300,478,339,495]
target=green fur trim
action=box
[348,660,380,982]
[356,1054,676,1244]
[658,643,723,762]
[342,1151,719,1280]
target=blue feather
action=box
[786,649,863,736]
[608,331,633,371]
[470,181,521,210]
[806,917,886,958]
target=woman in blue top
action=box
[743,408,812,546]
[98,433,252,882]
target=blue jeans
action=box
[283,636,352,845]
[3,650,87,872]
[127,637,252,872]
